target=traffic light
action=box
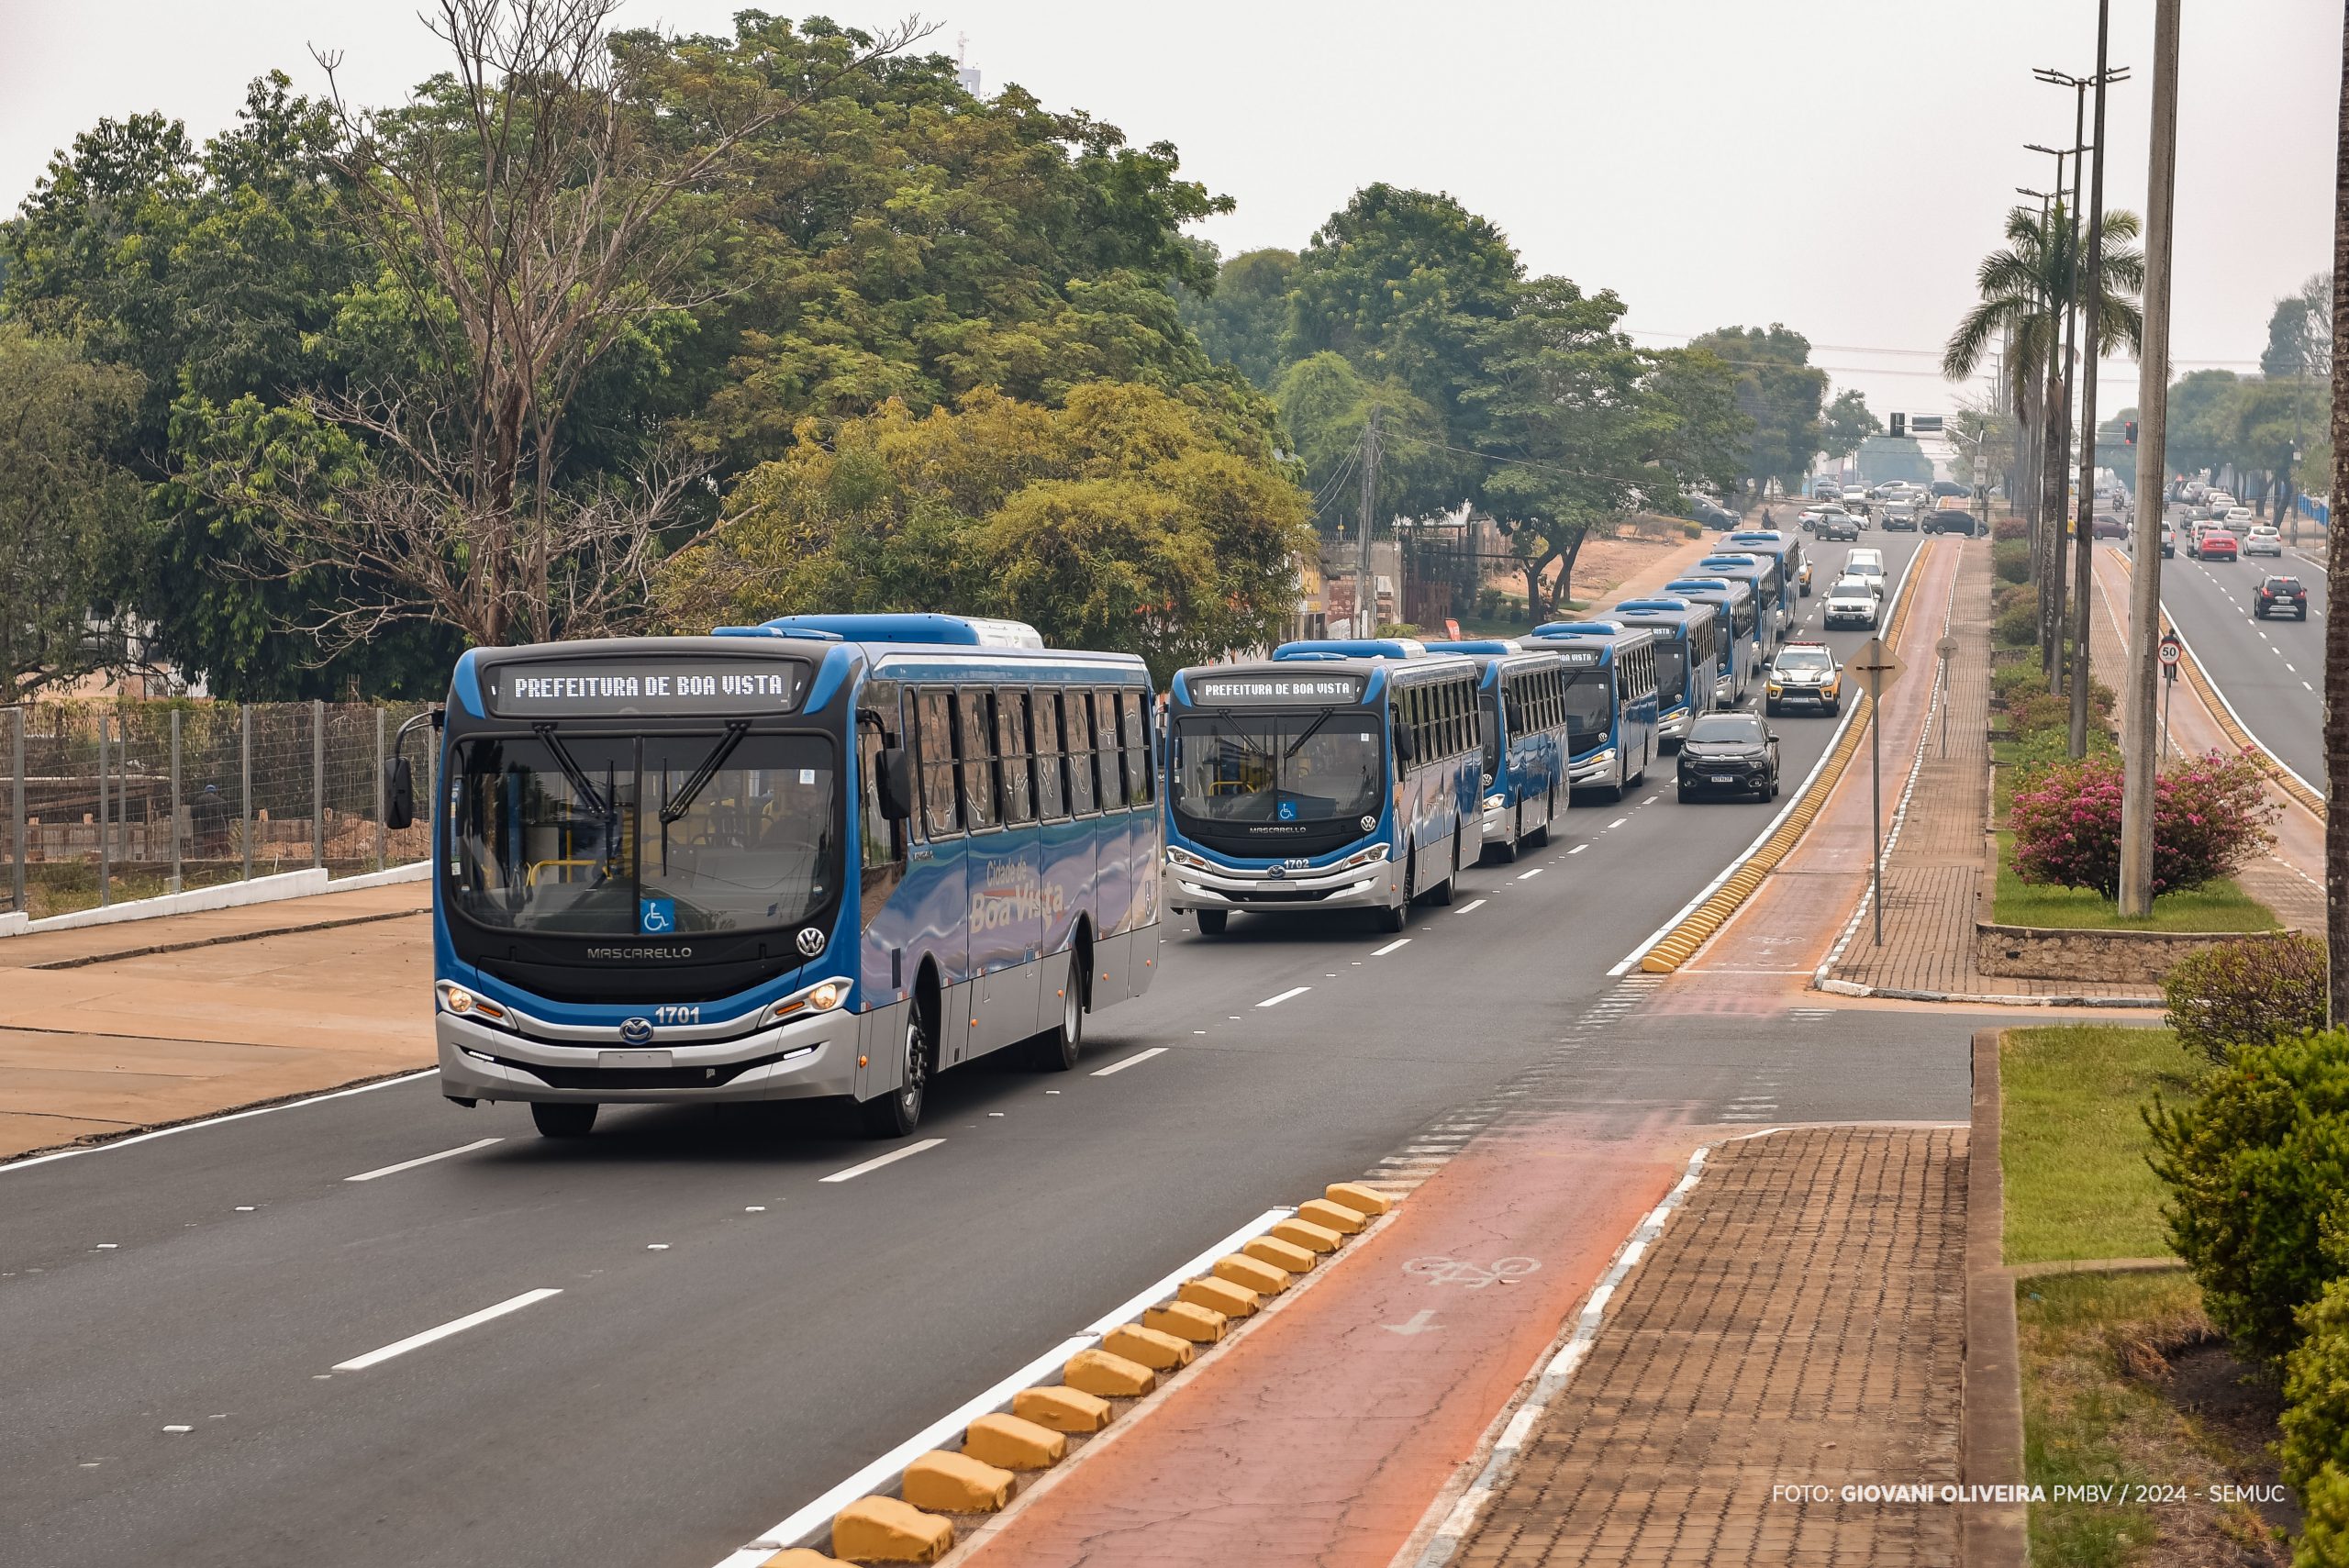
[2124,420,2138,445]
[1890,412,1906,438]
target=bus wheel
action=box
[530,1102,597,1140]
[861,1006,930,1139]
[1035,955,1085,1072]
[1377,897,1408,935]
[1425,838,1456,906]
[1196,909,1229,936]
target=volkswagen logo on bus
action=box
[1360,815,1376,832]
[796,927,825,957]
[619,1017,655,1046]
[1264,864,1286,880]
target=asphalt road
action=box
[2129,521,2324,784]
[0,531,1969,1568]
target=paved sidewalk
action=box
[1448,1127,1966,1568]
[0,883,432,1160]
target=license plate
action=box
[599,1050,673,1069]
[1711,774,1737,784]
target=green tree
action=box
[0,326,145,695]
[657,384,1312,681]
[2167,370,2243,480]
[1820,388,1881,462]
[1269,350,1448,539]
[1178,245,1297,389]
[1686,325,1825,498]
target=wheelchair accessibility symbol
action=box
[639,898,676,935]
[1278,801,1297,821]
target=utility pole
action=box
[2026,141,2086,687]
[1353,405,1381,639]
[2019,183,2062,550]
[2120,0,2180,918]
[2326,0,2349,1022]
[2058,28,2130,760]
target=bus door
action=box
[909,686,973,1064]
[971,686,1040,1053]
[1085,689,1135,1006]
[1031,686,1094,1029]
[1117,689,1161,993]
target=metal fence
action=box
[3,700,435,921]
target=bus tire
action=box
[1035,954,1085,1072]
[530,1102,597,1139]
[1378,896,1408,935]
[1425,837,1456,906]
[860,998,932,1139]
[1196,909,1229,936]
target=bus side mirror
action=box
[1479,710,1497,757]
[384,756,415,831]
[1392,726,1415,764]
[876,745,915,821]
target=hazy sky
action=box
[4,0,2338,421]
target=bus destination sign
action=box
[1552,648,1604,668]
[487,658,807,717]
[1188,675,1364,705]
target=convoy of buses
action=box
[388,531,1816,1141]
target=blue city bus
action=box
[1421,639,1570,862]
[1720,529,1807,621]
[1522,622,1662,803]
[1695,553,1786,662]
[384,614,1162,1141]
[1163,639,1482,935]
[1663,575,1762,706]
[1605,598,1721,750]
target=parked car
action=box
[2198,530,2240,562]
[1822,575,1881,630]
[1676,712,1781,804]
[2254,575,2310,619]
[2243,524,2283,557]
[1929,480,1970,498]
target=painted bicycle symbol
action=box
[1402,1255,1542,1290]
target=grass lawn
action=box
[1993,833,2279,933]
[2003,1025,2203,1265]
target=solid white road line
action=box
[818,1138,945,1182]
[1371,938,1411,957]
[1257,985,1311,1008]
[1,1068,442,1176]
[1090,1048,1166,1077]
[1455,899,1486,914]
[344,1138,504,1184]
[331,1287,562,1372]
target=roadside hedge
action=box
[1993,539,2032,584]
[2285,1276,2349,1496]
[2165,934,2329,1065]
[2145,1028,2349,1363]
[2299,1463,2349,1568]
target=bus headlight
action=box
[436,981,512,1028]
[1165,847,1211,870]
[763,979,849,1027]
[1336,843,1391,870]
[1484,794,1508,811]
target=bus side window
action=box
[1094,689,1127,809]
[1033,690,1067,820]
[1064,691,1097,814]
[915,689,962,839]
[994,688,1034,824]
[1119,689,1153,805]
[1454,680,1471,755]
[958,688,998,830]
[857,720,904,871]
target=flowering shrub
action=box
[2010,749,2276,896]
[1993,515,2030,543]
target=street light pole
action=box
[2120,0,2181,918]
[2025,142,2087,689]
[2066,17,2126,761]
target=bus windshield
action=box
[1561,670,1614,751]
[1173,711,1383,827]
[1654,641,1688,709]
[450,731,838,936]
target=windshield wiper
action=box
[1282,708,1335,761]
[533,724,610,818]
[661,722,751,828]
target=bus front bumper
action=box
[1568,748,1618,785]
[1167,855,1397,913]
[1658,708,1691,743]
[435,1004,861,1105]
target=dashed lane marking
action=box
[1567,844,1588,854]
[1372,939,1411,957]
[818,1138,946,1181]
[1455,899,1486,914]
[1089,1048,1166,1078]
[1606,817,1629,829]
[331,1287,563,1372]
[1258,986,1311,1008]
[1517,868,1543,880]
[344,1138,504,1184]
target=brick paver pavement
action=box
[1452,1127,1966,1568]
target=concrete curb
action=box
[1626,540,1940,974]
[1962,1028,2028,1568]
[1815,977,2162,1009]
[2,860,429,939]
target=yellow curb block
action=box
[1324,1182,1394,1215]
[963,1411,1069,1471]
[1296,1198,1368,1235]
[1212,1252,1294,1294]
[1143,1300,1230,1342]
[763,1550,851,1568]
[1242,1235,1318,1273]
[1637,541,1940,973]
[902,1450,1016,1513]
[2110,553,2327,820]
[1014,1385,1113,1433]
[1179,1275,1261,1318]
[832,1496,954,1563]
[1271,1217,1344,1253]
[1063,1346,1157,1398]
[1102,1322,1196,1371]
